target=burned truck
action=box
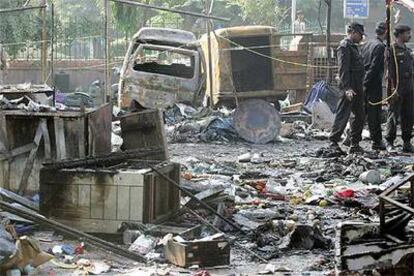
[118,27,205,109]
[200,26,311,107]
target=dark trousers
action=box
[365,86,383,143]
[329,91,365,145]
[385,92,414,143]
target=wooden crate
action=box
[0,104,111,195]
[39,161,180,233]
[165,239,230,268]
[120,109,168,161]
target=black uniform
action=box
[385,42,414,144]
[361,37,386,144]
[329,38,365,145]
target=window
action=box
[133,47,195,79]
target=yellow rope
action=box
[368,4,399,106]
[214,32,337,69]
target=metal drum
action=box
[233,99,281,144]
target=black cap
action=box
[348,22,365,36]
[394,25,411,37]
[375,22,386,35]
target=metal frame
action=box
[0,3,49,84]
[379,173,414,235]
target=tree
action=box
[235,0,287,27]
[0,0,39,57]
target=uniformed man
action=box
[361,22,387,150]
[329,22,366,154]
[385,25,414,153]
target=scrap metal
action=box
[0,200,147,263]
[149,164,244,233]
[379,173,414,236]
[42,147,165,170]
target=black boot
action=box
[403,141,414,153]
[372,141,386,151]
[349,143,364,154]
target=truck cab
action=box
[118,27,204,110]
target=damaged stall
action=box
[39,152,181,233]
[0,85,111,195]
[336,174,414,275]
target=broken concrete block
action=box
[123,230,142,245]
[312,101,334,130]
[6,269,21,276]
[279,224,330,250]
[128,235,157,255]
[238,153,252,163]
[280,123,295,138]
[359,170,381,184]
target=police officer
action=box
[329,22,365,154]
[385,25,414,153]
[361,22,387,150]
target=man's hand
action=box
[345,89,356,101]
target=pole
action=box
[109,0,230,22]
[291,0,297,33]
[40,0,47,83]
[206,0,214,108]
[326,0,332,83]
[104,0,111,105]
[386,0,392,97]
[0,5,47,14]
[50,3,55,88]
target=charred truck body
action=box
[200,26,310,107]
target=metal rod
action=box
[50,2,55,88]
[109,0,230,22]
[41,0,47,83]
[206,1,215,108]
[291,0,297,33]
[325,0,332,83]
[104,0,111,104]
[149,165,244,233]
[386,1,392,98]
[0,200,147,263]
[0,5,47,14]
[43,147,165,170]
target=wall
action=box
[3,60,120,92]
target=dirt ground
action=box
[26,135,414,276]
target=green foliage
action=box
[0,0,38,57]
[235,0,286,26]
